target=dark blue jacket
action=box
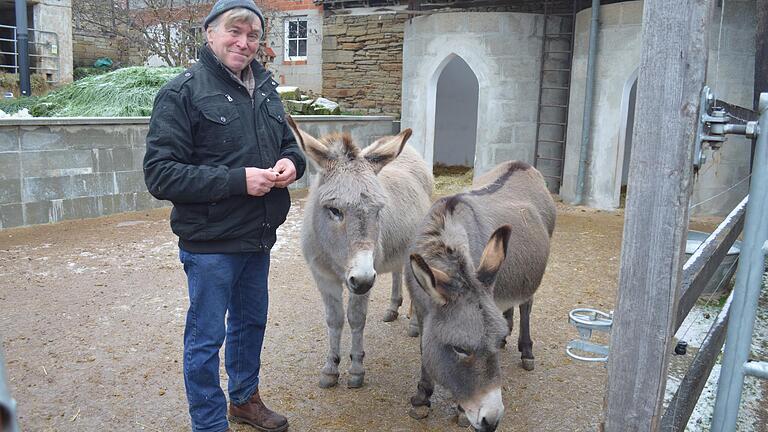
[144,44,306,253]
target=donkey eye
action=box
[452,346,472,357]
[326,206,343,221]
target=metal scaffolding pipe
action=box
[711,91,768,431]
[575,0,600,204]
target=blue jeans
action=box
[179,249,270,432]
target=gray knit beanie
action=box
[203,0,265,33]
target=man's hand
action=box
[245,167,277,196]
[272,158,297,188]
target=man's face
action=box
[206,17,262,74]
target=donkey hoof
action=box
[382,310,399,322]
[407,326,420,337]
[347,373,365,388]
[521,358,535,371]
[456,413,471,427]
[319,373,339,388]
[408,405,430,420]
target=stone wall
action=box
[322,14,407,116]
[0,116,397,229]
[72,32,142,68]
[34,0,74,83]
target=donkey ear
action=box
[476,225,512,287]
[410,253,451,306]
[360,128,411,173]
[287,115,331,169]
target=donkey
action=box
[405,161,555,431]
[287,117,433,389]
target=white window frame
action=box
[283,17,308,61]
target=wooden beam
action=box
[754,0,767,112]
[601,1,712,430]
[661,290,733,431]
[675,196,746,331]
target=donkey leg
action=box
[407,306,420,337]
[317,277,345,388]
[518,298,535,371]
[408,363,434,420]
[347,290,371,388]
[382,270,403,322]
[501,307,514,349]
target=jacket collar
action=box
[198,43,272,90]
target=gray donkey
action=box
[287,117,433,389]
[406,161,555,432]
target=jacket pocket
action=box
[207,197,242,223]
[266,100,285,124]
[170,203,210,240]
[199,105,242,151]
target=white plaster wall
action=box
[267,10,323,93]
[401,12,543,177]
[562,0,756,216]
[561,1,643,209]
[34,0,73,83]
[692,0,755,216]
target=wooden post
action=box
[752,0,767,169]
[602,1,712,431]
[754,0,767,111]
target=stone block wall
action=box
[0,116,397,229]
[33,0,74,83]
[72,32,143,68]
[400,12,544,177]
[322,14,408,116]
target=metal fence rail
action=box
[0,23,61,83]
[660,196,746,430]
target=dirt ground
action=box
[0,193,736,432]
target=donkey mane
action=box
[412,202,477,296]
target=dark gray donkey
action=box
[287,117,433,389]
[406,161,555,432]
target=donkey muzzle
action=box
[346,250,376,295]
[347,273,376,295]
[462,387,505,432]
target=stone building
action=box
[0,0,73,84]
[323,0,757,216]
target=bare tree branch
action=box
[73,0,285,67]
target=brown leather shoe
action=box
[229,390,288,432]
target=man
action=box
[143,1,305,431]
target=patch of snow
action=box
[664,263,768,431]
[312,97,339,110]
[276,86,298,94]
[0,108,33,118]
[116,221,147,228]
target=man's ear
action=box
[360,129,411,174]
[410,254,451,306]
[476,225,512,287]
[287,115,331,170]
